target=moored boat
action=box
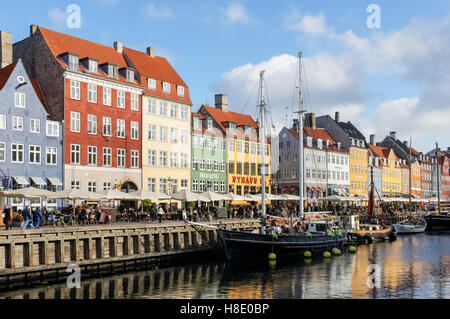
[392,218,426,234]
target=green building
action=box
[191,112,227,194]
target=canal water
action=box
[1,233,449,299]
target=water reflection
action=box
[0,234,449,299]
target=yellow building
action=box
[349,146,369,197]
[124,47,191,195]
[369,145,402,196]
[198,95,271,196]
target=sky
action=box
[1,0,449,153]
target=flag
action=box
[272,230,278,240]
[306,230,312,237]
[336,229,343,236]
[327,230,335,237]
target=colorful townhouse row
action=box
[0,25,271,213]
[274,112,450,201]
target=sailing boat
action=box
[392,136,427,234]
[344,167,396,243]
[216,52,346,260]
[425,143,450,231]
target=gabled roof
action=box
[30,77,50,114]
[337,121,366,141]
[191,112,204,119]
[123,47,191,105]
[0,60,18,91]
[303,126,336,144]
[37,26,141,87]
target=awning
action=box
[12,176,29,186]
[282,186,289,192]
[48,177,63,186]
[289,186,297,193]
[30,177,46,186]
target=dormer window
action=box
[148,78,156,90]
[177,86,185,97]
[89,60,97,73]
[229,122,236,134]
[207,118,213,131]
[193,117,200,130]
[126,69,134,82]
[245,126,251,137]
[69,55,79,72]
[108,65,118,78]
[163,82,170,93]
[307,136,312,147]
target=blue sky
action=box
[1,0,449,152]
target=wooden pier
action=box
[0,219,260,288]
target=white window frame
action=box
[87,146,97,166]
[69,55,79,72]
[148,98,156,114]
[30,118,40,133]
[87,114,97,135]
[12,116,23,131]
[46,121,59,137]
[87,181,97,193]
[0,114,5,129]
[159,126,167,141]
[131,121,139,140]
[103,117,112,137]
[159,151,167,167]
[71,180,80,190]
[88,84,97,103]
[170,104,178,118]
[89,60,98,73]
[117,90,125,109]
[14,92,26,108]
[103,147,112,167]
[180,105,188,120]
[46,147,57,165]
[103,87,112,106]
[70,112,80,133]
[162,82,170,93]
[131,150,139,168]
[181,153,188,169]
[0,142,5,162]
[148,78,156,90]
[117,149,126,167]
[148,150,156,166]
[131,93,139,111]
[117,119,125,138]
[147,178,156,192]
[11,143,24,163]
[170,128,178,143]
[192,179,198,192]
[148,124,156,140]
[177,86,185,97]
[70,144,80,164]
[70,80,80,100]
[159,101,167,116]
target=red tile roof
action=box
[191,112,204,119]
[304,126,336,144]
[123,47,191,105]
[0,60,18,91]
[37,26,141,87]
[202,105,258,128]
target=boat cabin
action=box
[305,221,328,234]
[339,215,360,231]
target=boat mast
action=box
[259,70,267,235]
[297,51,305,218]
[409,136,412,213]
[436,142,441,215]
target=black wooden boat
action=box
[424,213,450,232]
[217,228,346,260]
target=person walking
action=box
[32,207,42,230]
[157,205,164,223]
[182,207,187,221]
[21,205,32,230]
[3,205,11,230]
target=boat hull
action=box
[424,214,450,232]
[392,220,426,234]
[346,227,396,243]
[217,229,346,260]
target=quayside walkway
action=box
[0,219,260,286]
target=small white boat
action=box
[392,218,426,234]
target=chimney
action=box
[215,94,228,112]
[370,134,376,146]
[304,113,316,129]
[114,41,123,53]
[335,111,340,123]
[403,140,408,147]
[390,131,397,140]
[146,47,155,57]
[30,25,38,36]
[0,31,13,69]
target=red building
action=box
[14,26,144,193]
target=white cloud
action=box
[286,11,331,35]
[145,3,174,20]
[48,7,67,27]
[224,1,252,25]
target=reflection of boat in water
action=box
[217,53,346,261]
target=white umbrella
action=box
[46,188,105,201]
[99,189,137,200]
[0,187,55,199]
[171,190,210,202]
[319,195,345,201]
[200,191,226,201]
[249,193,280,201]
[223,193,246,201]
[278,194,301,201]
[127,190,171,201]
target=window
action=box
[0,142,5,162]
[159,151,167,167]
[117,119,125,138]
[214,181,219,192]
[117,149,126,167]
[131,93,139,111]
[29,145,41,164]
[46,121,59,137]
[11,143,24,163]
[207,118,213,131]
[199,158,205,170]
[251,143,256,154]
[147,178,156,192]
[236,141,242,152]
[251,163,256,175]
[71,180,80,190]
[180,105,188,120]
[162,82,170,93]
[177,86,185,97]
[103,147,112,166]
[88,84,97,103]
[199,180,205,192]
[117,90,125,108]
[28,119,40,133]
[103,87,112,106]
[148,124,156,140]
[89,60,98,73]
[180,153,188,168]
[193,117,200,130]
[181,180,188,190]
[12,116,23,131]
[70,80,80,100]
[170,152,178,168]
[170,104,178,118]
[229,123,236,134]
[192,158,198,170]
[180,130,188,144]
[103,182,111,191]
[108,65,118,78]
[46,147,57,165]
[88,146,97,165]
[131,121,139,140]
[148,150,156,166]
[159,101,167,116]
[103,117,112,136]
[131,150,139,168]
[221,160,226,172]
[87,181,97,193]
[71,144,80,164]
[0,114,5,129]
[160,179,168,194]
[244,163,249,175]
[70,112,80,132]
[69,55,78,71]
[236,162,242,174]
[159,126,167,141]
[220,181,226,193]
[245,143,249,154]
[192,180,198,192]
[126,69,134,82]
[148,98,156,114]
[148,78,156,90]
[206,159,212,171]
[170,128,178,143]
[229,140,235,151]
[87,114,97,135]
[229,161,235,174]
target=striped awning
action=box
[12,176,29,185]
[30,177,46,186]
[47,177,63,186]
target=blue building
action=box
[0,59,63,212]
